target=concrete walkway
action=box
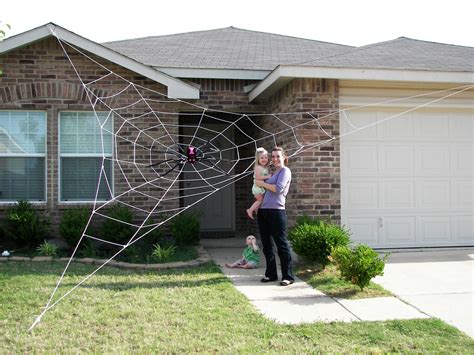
[201,237,429,325]
[373,249,474,338]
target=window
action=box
[59,112,113,202]
[0,111,46,202]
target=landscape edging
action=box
[0,245,211,270]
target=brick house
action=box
[0,23,472,248]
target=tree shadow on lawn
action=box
[2,261,231,290]
[59,274,230,291]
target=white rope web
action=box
[29,27,474,330]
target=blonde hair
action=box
[254,147,269,169]
[246,235,259,252]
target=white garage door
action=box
[341,108,474,248]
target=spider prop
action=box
[147,142,231,177]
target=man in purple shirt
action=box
[255,147,295,286]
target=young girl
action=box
[246,147,270,219]
[225,235,260,269]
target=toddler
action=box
[225,235,260,269]
[246,147,270,219]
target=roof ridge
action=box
[104,26,353,48]
[286,37,403,66]
[102,26,235,44]
[396,36,474,49]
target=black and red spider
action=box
[147,142,230,177]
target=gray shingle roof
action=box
[103,27,353,71]
[296,37,474,72]
[104,28,473,73]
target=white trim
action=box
[249,65,474,101]
[0,23,200,99]
[157,67,270,80]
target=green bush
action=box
[331,244,389,290]
[100,204,133,245]
[114,216,167,263]
[5,200,50,248]
[151,243,176,262]
[139,217,164,246]
[59,208,91,249]
[36,240,58,257]
[171,212,200,246]
[288,220,350,268]
[294,215,324,227]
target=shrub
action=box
[331,244,389,290]
[288,220,350,268]
[151,243,176,263]
[78,240,98,258]
[138,217,164,247]
[171,212,200,246]
[36,240,58,257]
[5,200,50,248]
[59,208,91,249]
[294,215,323,227]
[100,204,133,245]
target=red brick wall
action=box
[263,78,341,227]
[0,38,268,236]
[0,37,179,232]
[0,37,340,239]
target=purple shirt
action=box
[260,167,291,210]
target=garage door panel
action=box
[414,112,449,138]
[417,216,451,242]
[380,145,414,175]
[450,113,474,138]
[380,113,414,139]
[453,181,474,208]
[341,111,378,140]
[384,217,416,244]
[381,181,415,209]
[416,181,450,209]
[345,181,378,209]
[415,144,450,175]
[345,217,380,244]
[452,216,474,242]
[342,144,378,175]
[452,143,474,175]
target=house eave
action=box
[0,23,200,99]
[249,65,474,102]
[157,67,270,80]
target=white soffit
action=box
[0,23,200,99]
[249,65,474,102]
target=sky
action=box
[2,0,474,47]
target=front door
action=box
[181,123,235,233]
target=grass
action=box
[295,262,392,299]
[1,262,473,353]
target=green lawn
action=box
[1,262,472,353]
[295,262,392,299]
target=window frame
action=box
[58,111,114,203]
[0,110,47,204]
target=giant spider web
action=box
[29,27,474,330]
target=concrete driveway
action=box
[373,249,474,338]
